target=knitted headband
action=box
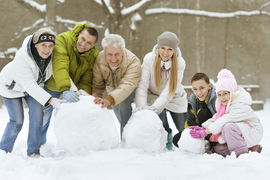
[35,34,55,44]
[33,27,56,45]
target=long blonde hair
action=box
[154,51,178,96]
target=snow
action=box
[23,0,46,12]
[178,128,207,154]
[121,0,151,15]
[122,110,167,153]
[146,8,270,18]
[130,13,142,30]
[0,98,269,179]
[0,48,18,59]
[94,0,114,14]
[21,19,44,33]
[57,0,65,3]
[54,96,119,155]
[56,16,103,29]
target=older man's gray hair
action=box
[101,34,125,50]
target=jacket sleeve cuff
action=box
[105,95,115,106]
[45,97,52,107]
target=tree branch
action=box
[145,8,270,19]
[121,0,155,20]
[260,1,270,10]
[101,0,113,15]
[16,0,46,15]
[121,0,151,16]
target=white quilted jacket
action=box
[135,45,187,113]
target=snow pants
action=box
[214,123,248,157]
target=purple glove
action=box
[189,126,207,139]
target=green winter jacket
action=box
[45,23,99,94]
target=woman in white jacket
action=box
[189,69,263,156]
[135,32,187,150]
[0,28,63,157]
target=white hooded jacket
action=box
[135,45,187,114]
[0,35,52,106]
[202,87,263,147]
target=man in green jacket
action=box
[41,23,99,145]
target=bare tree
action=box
[92,0,156,34]
[15,0,56,30]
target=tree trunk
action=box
[46,0,56,31]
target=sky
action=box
[0,97,269,180]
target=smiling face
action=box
[105,46,123,67]
[192,79,212,101]
[76,29,96,53]
[158,45,174,61]
[35,42,54,59]
[217,90,231,106]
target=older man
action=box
[92,34,141,135]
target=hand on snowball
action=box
[188,126,208,139]
[93,97,111,108]
[143,106,159,113]
[132,106,145,113]
[49,98,66,109]
[49,98,67,116]
[62,90,79,102]
[78,89,89,96]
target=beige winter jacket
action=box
[92,48,141,105]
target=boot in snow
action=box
[166,132,173,150]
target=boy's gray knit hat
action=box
[157,31,179,51]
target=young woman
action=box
[135,32,187,150]
[173,73,217,148]
[190,69,263,157]
[0,27,63,157]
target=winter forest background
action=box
[1,0,270,106]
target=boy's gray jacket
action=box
[135,45,187,114]
[0,35,52,106]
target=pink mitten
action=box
[188,126,204,131]
[189,128,207,139]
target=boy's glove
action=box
[188,126,207,139]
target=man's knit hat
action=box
[215,69,238,94]
[157,32,179,51]
[33,27,56,45]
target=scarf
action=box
[209,104,226,143]
[160,60,171,79]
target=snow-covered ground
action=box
[0,99,269,180]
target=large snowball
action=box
[54,95,119,155]
[178,128,206,154]
[122,110,167,153]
